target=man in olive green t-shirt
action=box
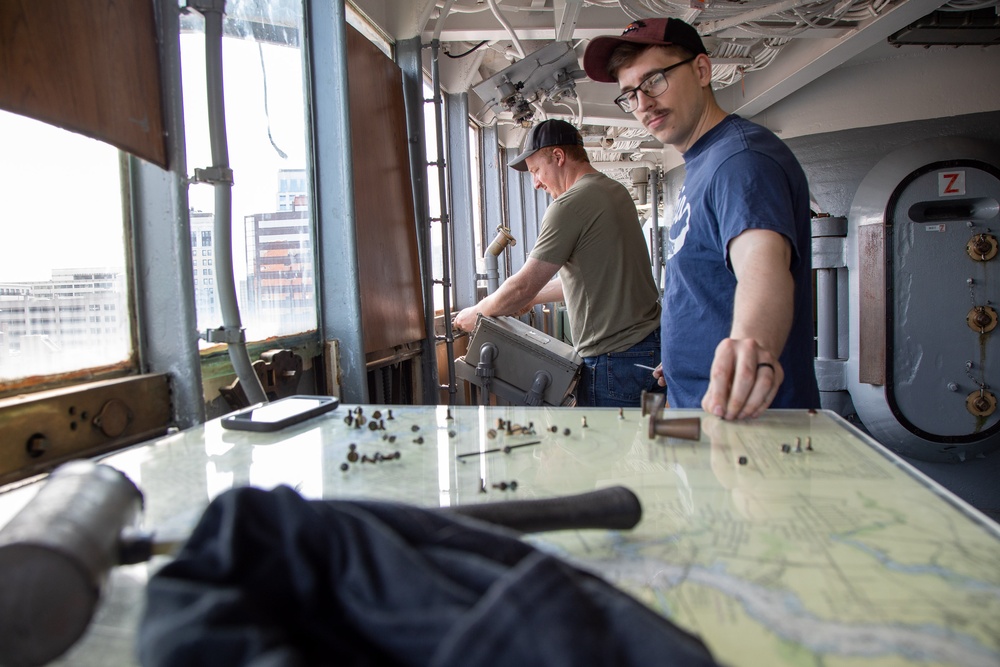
[453,119,662,407]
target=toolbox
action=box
[458,315,582,406]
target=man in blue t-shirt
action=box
[583,17,820,419]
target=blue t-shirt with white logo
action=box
[662,115,820,409]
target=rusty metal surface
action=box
[0,374,172,485]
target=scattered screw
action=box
[563,428,571,436]
[795,437,802,453]
[738,456,747,465]
[581,416,588,428]
[387,409,394,420]
[372,410,382,420]
[446,409,453,420]
[388,435,397,443]
[380,419,386,430]
[369,421,379,431]
[492,482,508,491]
[487,429,497,439]
[806,437,813,451]
[347,444,359,463]
[448,430,456,438]
[479,478,487,494]
[550,425,558,433]
[618,408,624,419]
[414,436,424,444]
[781,443,791,453]
[411,424,420,432]
[340,462,349,472]
[344,414,354,426]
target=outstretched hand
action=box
[701,338,783,420]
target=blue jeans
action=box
[575,328,664,408]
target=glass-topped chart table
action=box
[2,407,999,667]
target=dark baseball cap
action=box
[583,18,707,83]
[509,119,584,172]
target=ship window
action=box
[470,121,485,277]
[425,82,447,315]
[181,4,316,345]
[0,110,133,387]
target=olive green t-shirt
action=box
[530,172,661,358]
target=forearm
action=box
[528,277,564,306]
[729,267,794,358]
[453,258,560,331]
[480,275,544,316]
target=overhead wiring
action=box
[446,40,489,58]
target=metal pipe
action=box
[816,267,838,359]
[650,168,662,290]
[476,341,497,406]
[199,0,266,404]
[484,226,516,293]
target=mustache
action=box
[642,110,668,127]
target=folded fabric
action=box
[139,485,720,667]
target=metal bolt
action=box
[26,433,49,458]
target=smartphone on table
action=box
[220,395,340,432]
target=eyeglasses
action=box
[613,57,696,113]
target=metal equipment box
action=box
[458,315,582,406]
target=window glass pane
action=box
[469,122,485,275]
[425,83,444,314]
[0,111,131,384]
[180,1,315,343]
